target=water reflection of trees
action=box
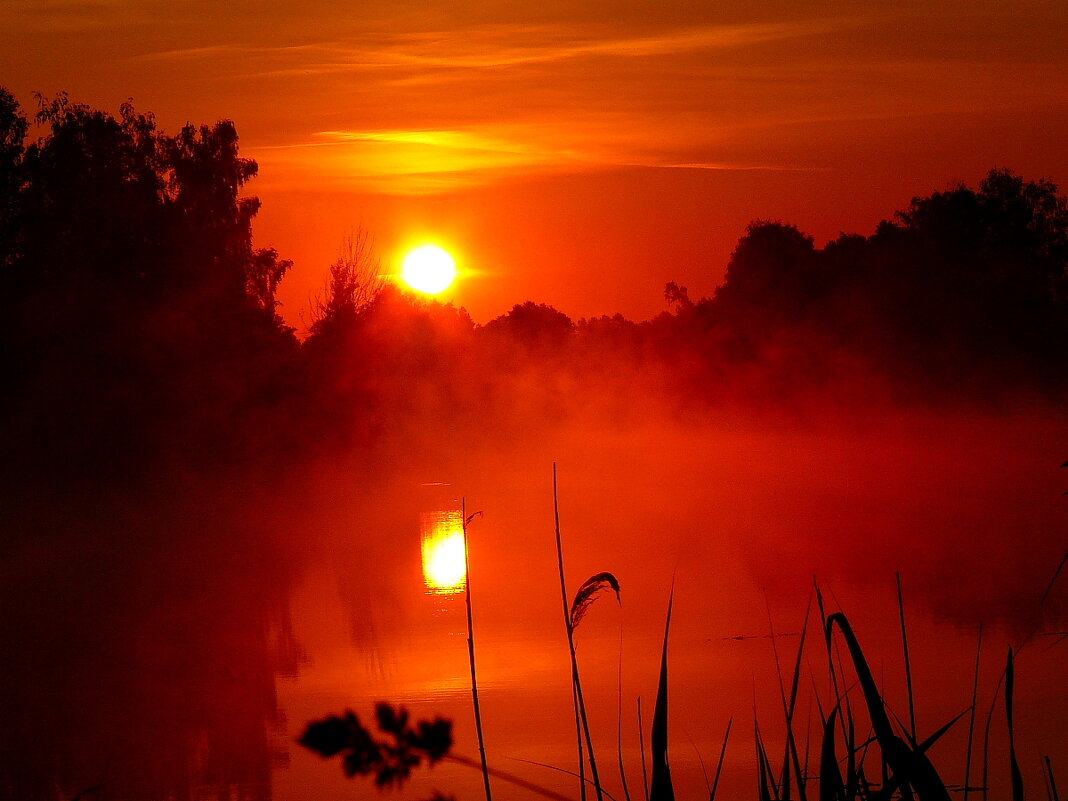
[0,489,304,801]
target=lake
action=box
[2,410,1065,801]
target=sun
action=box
[401,245,457,295]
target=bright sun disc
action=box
[402,245,456,295]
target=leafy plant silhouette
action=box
[300,702,453,795]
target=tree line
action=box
[2,89,1066,486]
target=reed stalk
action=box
[897,573,917,743]
[552,463,605,801]
[964,623,983,801]
[1045,756,1061,801]
[618,624,634,801]
[1006,648,1024,801]
[981,666,1007,801]
[825,611,951,801]
[575,681,588,801]
[710,718,733,801]
[649,591,675,801]
[462,498,492,801]
[638,697,650,801]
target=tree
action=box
[4,92,292,322]
[713,221,822,328]
[874,168,1068,363]
[0,92,299,483]
[0,87,27,269]
[482,301,573,349]
[308,228,383,338]
[663,281,692,312]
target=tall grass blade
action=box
[759,733,773,801]
[916,708,969,753]
[819,705,844,801]
[981,666,1007,801]
[1045,756,1061,801]
[1040,550,1068,607]
[446,753,578,801]
[505,757,622,801]
[710,718,733,801]
[765,595,790,801]
[638,697,650,801]
[878,707,971,796]
[462,498,493,801]
[686,729,713,798]
[765,593,809,801]
[844,704,857,801]
[897,573,917,743]
[964,624,983,801]
[756,721,781,801]
[618,624,633,801]
[815,579,849,751]
[552,464,605,801]
[782,743,792,801]
[825,612,951,801]
[786,601,812,801]
[649,590,674,801]
[803,704,813,800]
[857,765,873,799]
[1006,648,1024,801]
[575,683,588,801]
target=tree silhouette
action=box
[0,90,299,484]
[0,88,26,271]
[483,301,573,349]
[680,171,1068,395]
[714,221,822,327]
[308,228,383,338]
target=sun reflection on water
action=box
[420,510,466,595]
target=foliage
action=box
[0,89,300,485]
[695,170,1068,393]
[0,88,26,269]
[484,301,574,348]
[299,703,453,793]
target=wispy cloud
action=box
[130,44,249,62]
[661,162,819,172]
[251,120,816,194]
[129,19,854,76]
[105,8,1068,196]
[253,125,593,193]
[351,20,846,70]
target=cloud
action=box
[335,20,848,71]
[252,125,593,193]
[82,6,1068,196]
[137,19,850,76]
[250,120,818,194]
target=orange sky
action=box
[4,0,1068,327]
